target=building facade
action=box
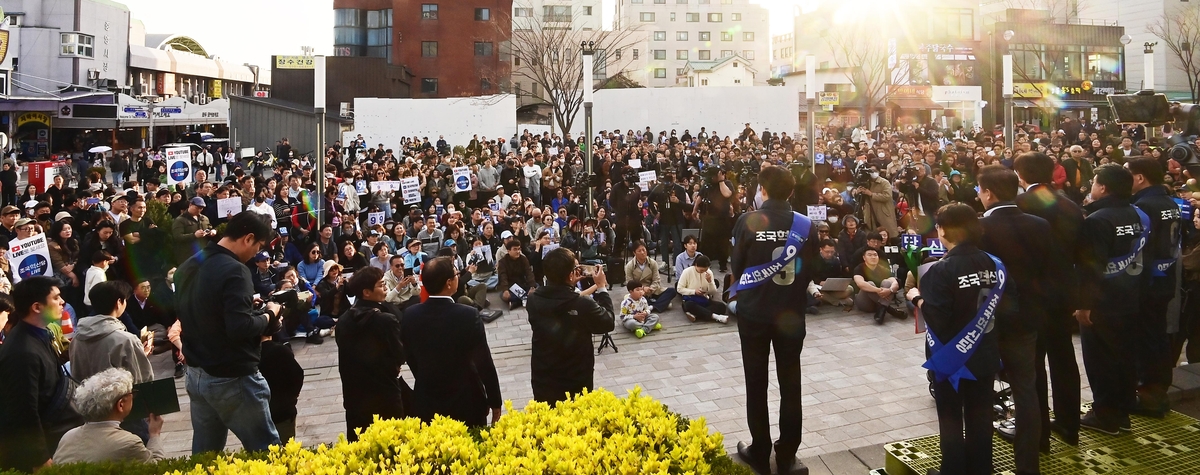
[332,0,513,98]
[510,0,603,107]
[684,54,755,87]
[616,0,769,87]
[771,31,794,78]
[1076,0,1190,101]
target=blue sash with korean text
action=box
[729,212,811,298]
[923,253,1006,392]
[1104,208,1150,279]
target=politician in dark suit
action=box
[1014,152,1084,446]
[401,257,503,426]
[337,267,408,441]
[977,165,1058,475]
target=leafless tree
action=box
[1148,3,1200,104]
[500,3,644,134]
[823,24,892,125]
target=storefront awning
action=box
[888,97,944,110]
[1012,99,1108,109]
[0,91,114,112]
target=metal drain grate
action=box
[885,404,1200,475]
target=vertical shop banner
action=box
[7,233,53,283]
[165,147,192,185]
[401,177,421,205]
[453,166,472,192]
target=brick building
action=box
[333,0,512,98]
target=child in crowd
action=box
[620,281,661,338]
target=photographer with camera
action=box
[896,163,941,236]
[175,212,282,454]
[172,197,215,265]
[650,171,688,262]
[854,164,899,239]
[694,165,735,272]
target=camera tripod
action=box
[596,332,618,355]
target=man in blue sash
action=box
[907,203,1003,475]
[1076,164,1146,435]
[1126,158,1182,418]
[730,166,820,475]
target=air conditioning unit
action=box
[87,69,100,80]
[199,93,208,104]
[139,84,150,96]
[339,102,351,118]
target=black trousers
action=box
[999,330,1040,475]
[1037,308,1080,443]
[1172,281,1200,364]
[737,317,805,457]
[1134,294,1173,405]
[1080,312,1137,422]
[933,375,995,475]
[699,215,731,268]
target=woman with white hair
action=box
[52,368,165,464]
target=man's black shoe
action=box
[885,305,906,319]
[805,306,819,315]
[1049,419,1079,445]
[736,441,770,475]
[174,364,185,379]
[305,330,324,345]
[995,418,1016,443]
[926,470,940,475]
[1132,397,1169,419]
[874,306,886,324]
[1118,414,1131,432]
[774,447,808,475]
[1080,411,1120,435]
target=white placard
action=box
[369,180,401,192]
[6,233,53,283]
[401,177,421,205]
[629,159,642,169]
[452,166,472,192]
[217,197,243,218]
[523,166,540,178]
[367,211,385,226]
[638,170,657,184]
[165,147,192,185]
[639,182,649,192]
[806,205,827,221]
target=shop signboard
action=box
[275,55,315,69]
[931,86,981,102]
[818,92,840,106]
[17,112,51,128]
[888,85,932,98]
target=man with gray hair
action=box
[53,368,166,464]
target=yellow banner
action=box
[209,79,223,99]
[0,30,10,65]
[17,112,51,128]
[275,55,315,69]
[818,92,839,106]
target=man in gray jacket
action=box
[478,157,501,192]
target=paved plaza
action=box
[154,270,1094,473]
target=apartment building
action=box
[615,0,770,87]
[511,0,604,106]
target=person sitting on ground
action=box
[673,235,704,278]
[853,248,904,324]
[52,368,166,464]
[249,252,276,296]
[382,254,421,310]
[497,240,536,310]
[624,241,678,313]
[677,255,730,324]
[620,282,662,339]
[807,239,854,312]
[436,247,489,309]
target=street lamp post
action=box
[1002,29,1015,151]
[314,55,326,224]
[805,55,816,173]
[1145,41,1158,139]
[581,41,595,217]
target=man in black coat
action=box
[0,277,85,473]
[977,165,1056,474]
[1014,152,1084,446]
[527,247,614,404]
[401,257,502,426]
[337,266,409,439]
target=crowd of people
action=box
[0,113,1197,475]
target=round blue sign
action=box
[169,161,190,182]
[18,254,48,279]
[455,175,469,191]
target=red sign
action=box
[253,91,269,98]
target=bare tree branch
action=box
[1148,3,1200,103]
[823,22,890,124]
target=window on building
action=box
[699,31,711,41]
[421,78,438,93]
[677,31,688,41]
[334,27,367,47]
[633,49,640,59]
[481,78,492,91]
[632,0,643,3]
[655,0,666,3]
[676,67,686,76]
[514,7,533,17]
[421,4,438,19]
[927,8,973,40]
[701,78,709,85]
[708,13,722,22]
[335,8,361,26]
[475,41,494,56]
[514,51,521,66]
[654,31,666,41]
[732,13,741,21]
[1086,46,1123,81]
[475,8,490,20]
[687,13,699,22]
[654,68,667,78]
[60,32,94,58]
[721,31,733,41]
[422,41,438,57]
[721,49,733,57]
[820,60,829,69]
[670,12,676,21]
[699,50,711,60]
[641,12,655,22]
[743,50,755,59]
[743,32,754,41]
[677,50,688,60]
[653,49,667,60]
[734,79,741,83]
[544,5,571,22]
[699,0,710,3]
[532,82,541,96]
[678,0,688,3]
[584,6,593,15]
[722,0,733,3]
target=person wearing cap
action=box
[106,195,129,226]
[360,230,383,258]
[172,197,213,265]
[400,239,429,274]
[250,252,276,296]
[316,260,351,327]
[0,205,20,242]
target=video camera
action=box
[1108,91,1200,177]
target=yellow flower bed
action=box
[169,387,728,475]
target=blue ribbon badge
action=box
[730,212,812,298]
[922,253,1007,391]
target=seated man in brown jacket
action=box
[53,368,166,464]
[497,240,537,310]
